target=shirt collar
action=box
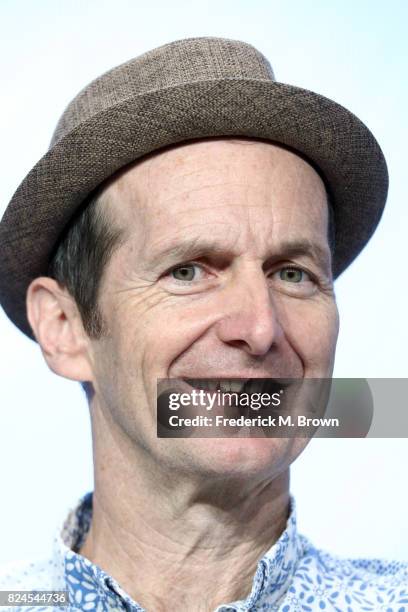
[54,491,304,610]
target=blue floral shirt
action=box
[0,492,407,611]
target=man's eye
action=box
[171,264,201,282]
[279,267,308,283]
[271,266,316,296]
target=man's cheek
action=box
[286,308,337,364]
[103,281,180,331]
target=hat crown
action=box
[50,37,275,147]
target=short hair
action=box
[48,190,125,400]
[48,189,123,338]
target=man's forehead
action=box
[94,139,332,283]
[100,138,328,229]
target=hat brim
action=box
[0,78,388,338]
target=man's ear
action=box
[26,276,94,382]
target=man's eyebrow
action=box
[147,238,234,268]
[147,237,331,272]
[270,240,332,270]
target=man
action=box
[0,37,406,611]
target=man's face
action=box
[88,139,339,480]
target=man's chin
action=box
[164,436,307,481]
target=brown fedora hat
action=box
[0,36,388,338]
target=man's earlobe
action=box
[26,277,94,382]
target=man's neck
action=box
[80,411,291,611]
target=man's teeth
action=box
[218,380,247,393]
[185,379,249,393]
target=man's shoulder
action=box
[0,558,62,590]
[313,545,408,581]
[290,537,408,608]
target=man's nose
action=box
[214,266,284,356]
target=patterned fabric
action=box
[0,492,407,611]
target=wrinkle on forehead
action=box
[97,138,329,258]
